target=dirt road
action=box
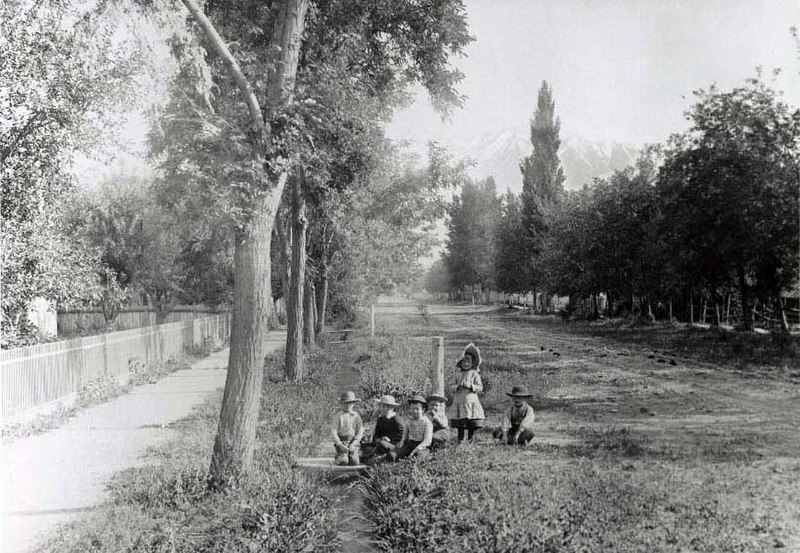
[421,304,800,460]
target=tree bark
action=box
[315,262,329,336]
[182,0,309,484]
[209,193,280,484]
[304,277,315,348]
[276,209,291,324]
[285,174,307,381]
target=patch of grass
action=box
[361,447,800,552]
[39,355,343,553]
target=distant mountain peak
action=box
[450,127,638,193]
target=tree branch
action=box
[179,0,268,149]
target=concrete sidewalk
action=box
[1,331,285,553]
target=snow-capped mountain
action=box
[449,128,639,193]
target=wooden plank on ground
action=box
[295,457,368,475]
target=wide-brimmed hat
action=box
[408,395,428,406]
[426,393,447,404]
[506,385,533,398]
[376,394,400,407]
[339,391,360,403]
[456,343,482,371]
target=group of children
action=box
[332,343,538,466]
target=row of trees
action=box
[432,77,800,331]
[2,0,472,483]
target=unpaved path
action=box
[2,331,286,553]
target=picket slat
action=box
[1,314,231,420]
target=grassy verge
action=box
[362,447,798,552]
[39,352,343,553]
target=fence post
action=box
[431,336,445,396]
[370,304,375,338]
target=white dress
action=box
[447,368,485,421]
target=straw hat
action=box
[456,343,482,371]
[506,385,533,398]
[408,395,428,406]
[339,391,360,403]
[426,393,447,404]
[376,394,399,407]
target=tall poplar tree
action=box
[519,81,565,307]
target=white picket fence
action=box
[0,313,231,422]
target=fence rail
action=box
[57,307,226,335]
[1,313,231,421]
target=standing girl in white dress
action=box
[448,343,485,443]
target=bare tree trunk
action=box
[315,262,329,336]
[181,0,309,484]
[276,210,291,325]
[303,277,315,348]
[725,294,732,325]
[285,174,307,381]
[778,296,790,333]
[737,264,754,331]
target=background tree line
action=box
[431,78,800,332]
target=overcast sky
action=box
[387,0,800,151]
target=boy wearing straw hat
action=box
[332,391,364,465]
[397,396,433,459]
[362,395,405,464]
[493,385,536,446]
[426,393,451,450]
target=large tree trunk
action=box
[315,261,329,336]
[285,175,307,381]
[210,193,280,484]
[181,0,309,484]
[737,264,754,331]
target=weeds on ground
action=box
[40,355,342,553]
[361,447,799,552]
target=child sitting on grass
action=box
[426,393,450,450]
[397,395,433,459]
[332,391,364,465]
[362,395,405,464]
[492,385,536,446]
[448,343,485,443]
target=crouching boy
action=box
[493,385,535,446]
[397,396,433,459]
[362,395,405,464]
[332,391,364,465]
[426,394,450,450]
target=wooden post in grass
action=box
[370,304,375,338]
[431,337,445,396]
